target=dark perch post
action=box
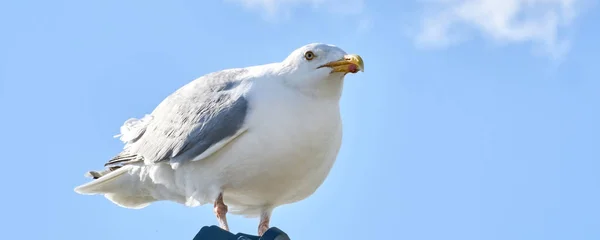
[193,225,290,240]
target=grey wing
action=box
[103,69,251,170]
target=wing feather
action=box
[102,68,251,172]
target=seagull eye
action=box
[304,51,315,60]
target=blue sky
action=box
[1,0,599,239]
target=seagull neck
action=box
[286,76,344,100]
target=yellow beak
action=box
[318,54,364,74]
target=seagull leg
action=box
[258,209,272,236]
[213,193,229,231]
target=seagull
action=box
[74,43,364,236]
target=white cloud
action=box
[227,0,364,20]
[415,0,581,59]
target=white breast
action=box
[228,78,342,205]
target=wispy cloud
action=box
[226,0,365,20]
[414,0,582,59]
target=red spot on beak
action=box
[348,64,358,73]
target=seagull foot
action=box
[213,193,229,232]
[258,210,271,236]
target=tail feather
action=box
[74,165,132,195]
[74,165,157,209]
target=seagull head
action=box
[278,43,364,97]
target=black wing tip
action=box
[104,154,141,167]
[85,166,123,180]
